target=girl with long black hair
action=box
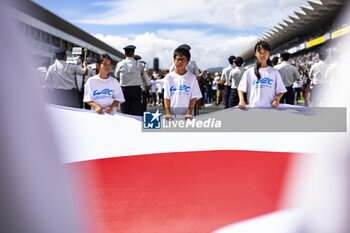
[238,41,286,108]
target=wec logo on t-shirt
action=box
[93,89,113,96]
[170,85,190,95]
[253,78,273,88]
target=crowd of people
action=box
[41,39,337,119]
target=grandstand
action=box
[7,0,124,67]
[239,0,350,64]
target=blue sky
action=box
[32,0,308,69]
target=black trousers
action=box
[224,85,232,109]
[228,88,239,107]
[121,86,142,116]
[280,86,294,105]
[141,91,148,113]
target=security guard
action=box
[228,56,245,107]
[221,55,235,108]
[45,48,88,108]
[274,51,300,105]
[115,45,142,116]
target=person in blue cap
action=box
[221,55,235,108]
[45,48,88,108]
[274,51,300,105]
[114,45,143,116]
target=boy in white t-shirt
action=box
[163,47,202,120]
[83,54,125,114]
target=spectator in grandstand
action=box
[163,47,202,120]
[274,51,301,105]
[83,54,125,114]
[221,55,235,109]
[238,41,286,109]
[228,56,245,107]
[45,48,88,108]
[114,45,142,116]
[309,48,329,106]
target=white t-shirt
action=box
[274,61,301,87]
[156,79,163,93]
[163,71,202,116]
[141,74,151,91]
[238,66,287,108]
[83,75,125,112]
[229,67,245,89]
[221,65,234,86]
[150,80,157,93]
[212,76,220,90]
[309,60,327,85]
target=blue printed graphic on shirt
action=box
[93,89,113,100]
[253,78,273,89]
[170,85,190,96]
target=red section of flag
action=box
[67,150,295,233]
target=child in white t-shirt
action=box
[163,47,202,120]
[238,41,286,108]
[84,54,125,114]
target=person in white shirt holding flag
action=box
[238,41,286,109]
[84,54,125,114]
[164,47,202,120]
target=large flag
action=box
[1,1,350,233]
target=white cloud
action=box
[94,29,257,69]
[79,0,308,30]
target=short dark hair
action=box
[281,53,290,60]
[124,49,134,57]
[96,54,112,65]
[56,53,66,60]
[173,48,191,61]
